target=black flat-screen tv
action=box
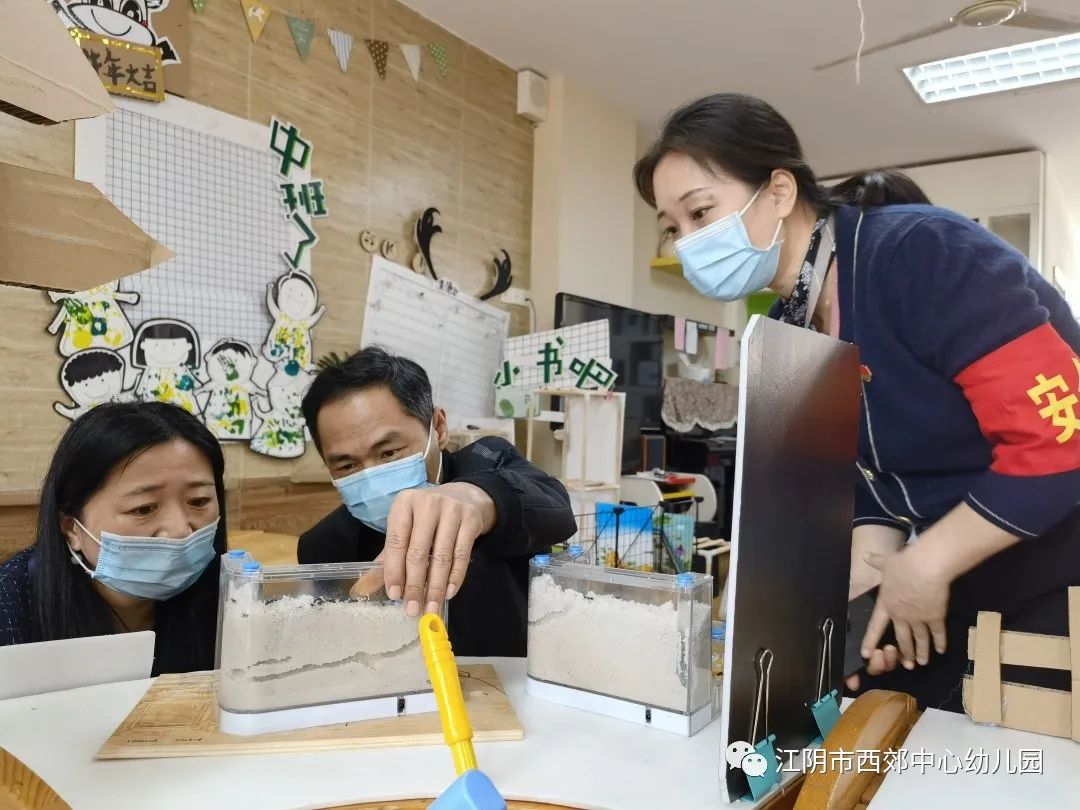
[554,293,664,475]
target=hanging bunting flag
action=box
[365,39,389,80]
[327,28,354,73]
[400,43,422,82]
[428,43,449,78]
[240,0,270,44]
[192,0,205,12]
[287,16,316,60]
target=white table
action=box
[0,658,742,810]
[6,657,1067,810]
[870,705,1080,808]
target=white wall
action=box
[902,151,1046,270]
[529,75,637,331]
[531,76,744,332]
[1044,146,1080,309]
[528,75,746,475]
[631,127,744,333]
[529,75,640,474]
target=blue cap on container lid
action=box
[241,562,261,574]
[227,550,247,559]
[676,572,695,587]
[568,544,584,556]
[534,554,551,566]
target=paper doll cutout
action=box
[51,0,180,64]
[249,362,312,459]
[262,271,325,375]
[47,282,140,357]
[131,318,202,414]
[53,348,135,420]
[197,339,266,441]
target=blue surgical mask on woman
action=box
[674,186,784,301]
[69,518,219,600]
[333,423,443,533]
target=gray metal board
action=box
[719,315,860,802]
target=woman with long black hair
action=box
[634,93,1080,710]
[0,401,227,674]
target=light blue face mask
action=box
[333,423,442,533]
[70,518,219,601]
[674,187,784,301]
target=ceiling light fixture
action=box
[903,31,1080,103]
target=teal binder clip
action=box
[741,649,780,802]
[745,733,780,800]
[810,618,839,745]
[811,690,841,742]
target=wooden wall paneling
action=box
[187,0,252,76]
[232,479,341,536]
[373,0,466,98]
[462,45,524,127]
[0,0,534,536]
[0,504,37,561]
[185,54,250,120]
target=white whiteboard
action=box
[361,257,509,427]
[74,96,310,349]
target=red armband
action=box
[955,323,1080,476]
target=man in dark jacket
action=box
[298,346,576,657]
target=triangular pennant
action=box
[287,16,315,60]
[239,0,270,44]
[400,43,422,82]
[428,43,449,78]
[365,39,389,80]
[192,0,205,11]
[327,28,354,73]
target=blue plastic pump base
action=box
[429,770,507,810]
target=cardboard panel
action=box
[970,611,1003,724]
[0,162,172,291]
[0,0,113,124]
[962,675,1072,738]
[966,626,1072,670]
[1069,587,1080,741]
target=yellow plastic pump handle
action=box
[419,612,478,776]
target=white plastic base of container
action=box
[219,690,437,736]
[526,677,715,737]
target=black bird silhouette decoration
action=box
[479,250,513,301]
[414,207,442,281]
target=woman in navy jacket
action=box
[634,93,1080,710]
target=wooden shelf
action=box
[560,479,619,492]
[649,256,682,275]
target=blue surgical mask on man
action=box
[333,423,443,533]
[69,518,219,600]
[674,186,784,301]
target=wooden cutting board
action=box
[0,747,69,810]
[97,665,522,759]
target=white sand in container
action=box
[219,594,430,712]
[527,572,711,713]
